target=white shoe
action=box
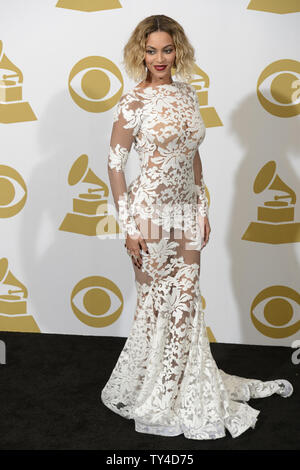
[274,379,293,398]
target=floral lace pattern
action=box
[107,81,208,240]
[102,81,293,440]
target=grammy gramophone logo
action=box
[200,294,216,343]
[59,154,121,236]
[0,258,40,333]
[71,276,123,327]
[242,161,300,244]
[247,0,300,14]
[56,0,122,12]
[0,40,37,124]
[189,63,222,128]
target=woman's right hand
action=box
[198,215,211,250]
[124,233,149,269]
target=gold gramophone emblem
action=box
[247,0,300,14]
[0,258,40,332]
[242,160,300,244]
[59,154,121,236]
[56,0,122,12]
[189,64,223,128]
[0,41,37,124]
[200,294,216,343]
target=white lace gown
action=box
[100,80,293,440]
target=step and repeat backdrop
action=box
[0,0,299,346]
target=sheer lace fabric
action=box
[101,81,293,440]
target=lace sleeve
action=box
[190,86,209,218]
[193,149,209,217]
[107,92,143,239]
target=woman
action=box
[101,14,293,440]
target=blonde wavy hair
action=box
[122,15,196,84]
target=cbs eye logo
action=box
[71,276,123,327]
[257,59,300,117]
[251,285,300,338]
[68,56,123,112]
[0,165,27,218]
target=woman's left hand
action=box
[199,215,211,250]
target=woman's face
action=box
[144,31,176,82]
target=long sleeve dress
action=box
[100,80,293,440]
